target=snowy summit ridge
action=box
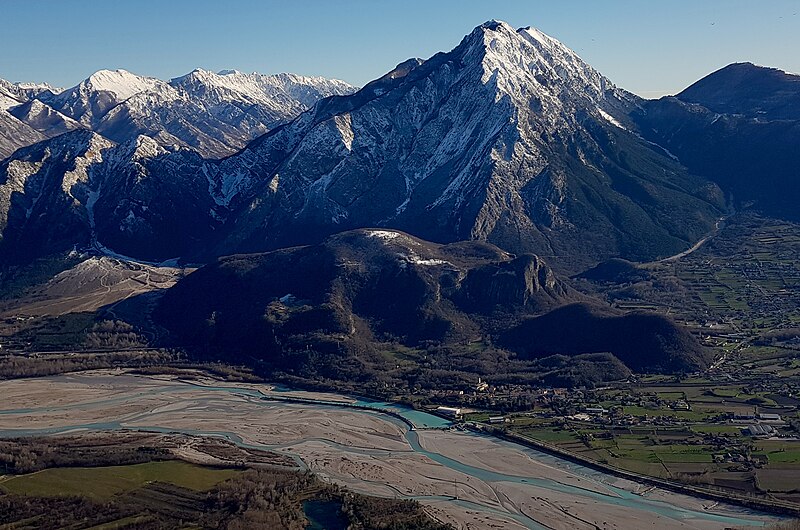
[0,67,357,158]
[84,69,162,101]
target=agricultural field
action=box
[0,460,239,499]
[495,379,800,504]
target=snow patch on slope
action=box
[0,93,22,111]
[598,108,627,130]
[334,113,354,150]
[404,256,450,266]
[172,68,356,110]
[60,134,112,200]
[367,230,401,241]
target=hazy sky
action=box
[2,0,799,98]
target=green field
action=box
[514,426,578,443]
[0,460,239,500]
[621,406,714,422]
[691,424,742,435]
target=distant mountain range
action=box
[0,21,797,272]
[0,68,356,159]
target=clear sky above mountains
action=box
[4,0,799,98]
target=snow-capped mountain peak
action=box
[35,69,170,128]
[465,20,630,111]
[0,78,28,104]
[84,69,161,101]
[193,20,718,270]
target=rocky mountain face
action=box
[0,130,111,263]
[633,63,800,220]
[0,68,356,261]
[0,68,356,159]
[205,21,724,270]
[0,129,226,263]
[7,99,82,138]
[0,109,45,161]
[0,81,48,160]
[0,79,81,160]
[87,135,218,261]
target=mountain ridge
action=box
[0,67,357,159]
[633,62,800,221]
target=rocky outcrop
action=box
[455,254,567,311]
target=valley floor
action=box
[0,369,782,529]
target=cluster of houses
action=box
[732,411,785,437]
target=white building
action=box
[436,406,462,419]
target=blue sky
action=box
[3,0,799,97]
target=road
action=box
[644,215,731,267]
